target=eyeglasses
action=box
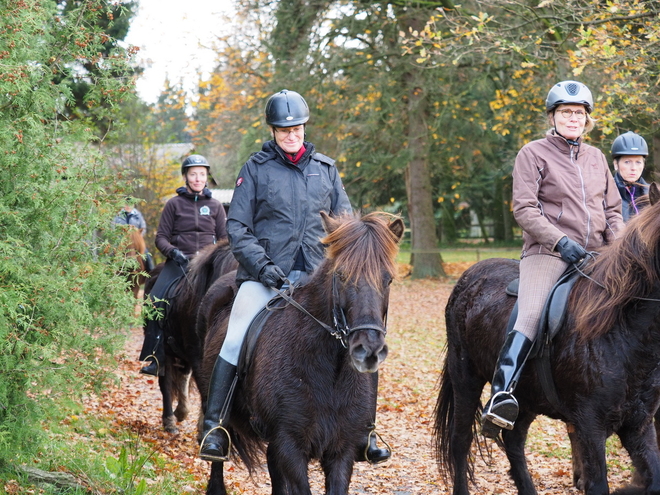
[557,109,587,120]
[274,126,304,136]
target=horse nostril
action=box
[352,345,368,363]
[377,344,388,362]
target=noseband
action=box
[270,273,388,348]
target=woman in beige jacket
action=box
[481,80,625,439]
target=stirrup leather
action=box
[199,424,232,462]
[361,428,391,465]
[483,391,518,431]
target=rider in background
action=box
[198,89,391,465]
[611,131,650,222]
[113,200,155,272]
[139,154,227,376]
[481,80,624,438]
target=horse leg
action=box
[173,368,191,422]
[501,411,537,495]
[320,451,355,495]
[571,424,609,495]
[567,422,586,490]
[617,422,660,494]
[205,461,227,495]
[266,441,311,495]
[158,374,177,434]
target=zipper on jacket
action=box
[571,145,591,249]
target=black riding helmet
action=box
[611,131,648,159]
[181,154,210,175]
[265,90,310,127]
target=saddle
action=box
[237,294,288,381]
[505,264,581,409]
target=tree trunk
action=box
[398,8,445,279]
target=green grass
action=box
[397,246,521,264]
[0,406,200,494]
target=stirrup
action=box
[361,428,391,465]
[483,391,518,431]
[199,425,232,462]
[139,355,159,376]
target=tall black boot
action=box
[356,372,391,464]
[139,319,164,376]
[199,357,238,462]
[481,330,533,439]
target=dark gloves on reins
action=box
[556,236,587,264]
[170,248,189,266]
[258,263,286,289]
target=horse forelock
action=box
[321,212,400,291]
[573,200,660,341]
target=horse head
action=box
[320,211,405,373]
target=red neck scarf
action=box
[289,144,306,165]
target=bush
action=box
[0,0,137,462]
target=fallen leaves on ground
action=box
[86,262,635,494]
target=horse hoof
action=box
[163,416,179,434]
[174,407,188,422]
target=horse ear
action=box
[389,218,405,242]
[649,182,660,206]
[320,211,341,234]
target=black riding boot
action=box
[139,319,164,376]
[199,357,238,462]
[356,372,391,464]
[481,330,533,439]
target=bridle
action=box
[269,272,388,348]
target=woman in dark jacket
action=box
[198,89,391,466]
[611,131,650,222]
[139,154,227,376]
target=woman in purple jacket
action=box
[139,154,227,376]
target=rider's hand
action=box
[555,236,587,264]
[169,248,189,266]
[258,264,286,289]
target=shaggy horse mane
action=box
[321,212,402,292]
[572,196,660,341]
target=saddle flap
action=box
[237,295,287,380]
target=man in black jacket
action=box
[198,89,391,466]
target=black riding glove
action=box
[258,264,286,289]
[556,236,587,264]
[169,248,189,266]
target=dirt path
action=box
[97,277,634,494]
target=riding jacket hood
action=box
[614,172,649,222]
[155,187,228,259]
[228,140,352,286]
[513,130,624,258]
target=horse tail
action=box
[434,353,456,483]
[433,348,479,485]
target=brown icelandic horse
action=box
[434,183,660,495]
[118,227,148,299]
[143,239,238,433]
[196,212,404,495]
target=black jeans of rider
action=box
[139,259,186,375]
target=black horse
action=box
[196,212,404,495]
[435,183,660,495]
[143,239,237,433]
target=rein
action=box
[269,273,388,348]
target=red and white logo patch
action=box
[236,177,244,187]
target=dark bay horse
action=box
[143,239,237,433]
[197,212,404,495]
[434,184,660,495]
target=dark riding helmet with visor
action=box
[181,154,210,175]
[265,90,310,127]
[611,131,648,159]
[545,80,593,114]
